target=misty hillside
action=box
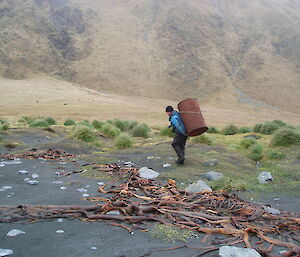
[0,0,300,113]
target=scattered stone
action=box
[57,218,63,223]
[274,198,280,201]
[138,167,159,179]
[27,180,38,185]
[82,194,89,197]
[219,246,261,257]
[97,182,104,186]
[56,230,64,234]
[60,186,67,190]
[2,186,12,190]
[202,159,218,167]
[263,206,281,215]
[85,185,90,188]
[147,156,161,160]
[0,249,14,256]
[0,189,4,192]
[24,178,30,182]
[258,171,273,184]
[7,229,26,237]
[18,170,28,175]
[52,181,63,184]
[31,173,39,179]
[202,171,224,181]
[163,163,171,168]
[185,180,212,193]
[106,210,121,216]
[124,161,134,167]
[91,247,97,251]
[6,193,14,198]
[77,188,88,193]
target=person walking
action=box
[166,106,188,164]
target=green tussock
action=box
[0,123,9,131]
[77,120,91,127]
[271,129,300,147]
[207,127,218,134]
[64,119,76,126]
[151,224,192,243]
[0,119,6,124]
[260,122,279,135]
[240,138,257,149]
[114,133,134,149]
[160,126,175,137]
[18,116,37,124]
[239,127,251,133]
[92,120,104,130]
[71,126,101,146]
[44,117,56,125]
[100,123,121,138]
[222,125,238,135]
[253,123,263,133]
[132,123,150,138]
[247,143,264,161]
[29,119,49,127]
[266,149,286,160]
[191,134,212,145]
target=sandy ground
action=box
[1,76,299,126]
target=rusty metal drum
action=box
[178,98,208,137]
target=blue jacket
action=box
[169,111,187,135]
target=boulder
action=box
[203,171,223,181]
[138,167,159,179]
[185,180,212,193]
[219,246,262,257]
[202,159,218,167]
[258,171,273,184]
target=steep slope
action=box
[0,0,299,113]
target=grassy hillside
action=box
[0,0,300,113]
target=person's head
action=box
[165,106,174,116]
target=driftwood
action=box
[1,163,299,256]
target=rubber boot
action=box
[173,145,185,164]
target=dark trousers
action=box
[172,133,188,162]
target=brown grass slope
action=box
[0,0,300,113]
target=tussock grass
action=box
[222,125,238,135]
[191,134,212,145]
[160,126,175,137]
[77,120,91,127]
[271,129,300,147]
[260,122,279,135]
[64,119,76,126]
[18,116,37,124]
[44,117,56,125]
[239,127,251,133]
[92,120,104,130]
[240,138,257,149]
[100,123,121,138]
[71,126,101,146]
[0,123,9,131]
[29,119,49,127]
[247,143,264,161]
[132,123,150,138]
[207,127,218,134]
[253,123,263,133]
[115,133,134,149]
[266,149,286,160]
